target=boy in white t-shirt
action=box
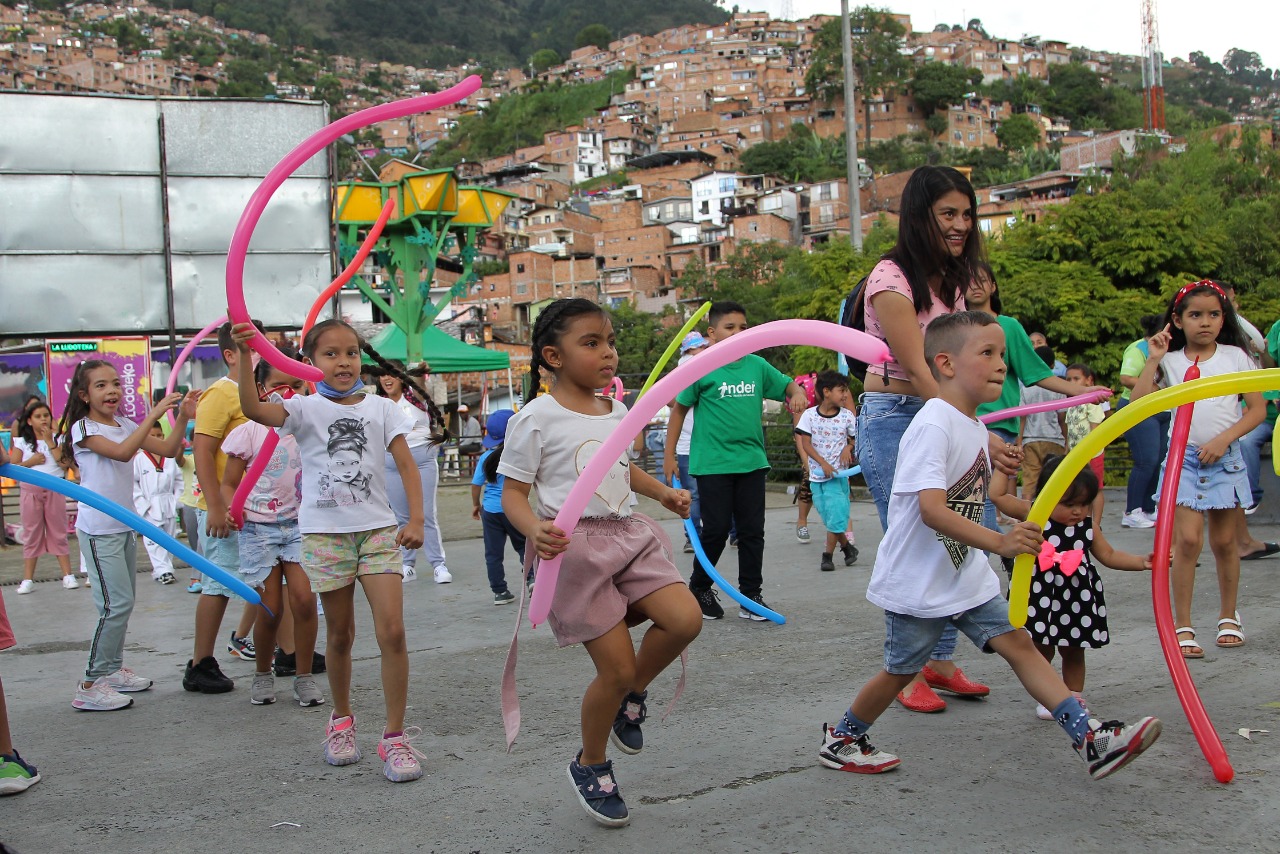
[818,311,1162,781]
[794,371,858,571]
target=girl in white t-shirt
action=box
[9,401,76,592]
[1132,280,1264,658]
[232,320,426,784]
[221,356,321,709]
[498,298,701,828]
[57,359,197,712]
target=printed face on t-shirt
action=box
[329,449,361,484]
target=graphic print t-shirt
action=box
[497,394,632,521]
[865,398,1000,618]
[279,395,411,534]
[794,405,856,482]
[221,420,302,524]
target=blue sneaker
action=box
[187,581,202,594]
[567,753,629,827]
[610,690,647,755]
[0,750,41,795]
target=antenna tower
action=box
[780,0,794,21]
[1140,0,1165,131]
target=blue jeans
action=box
[676,453,701,535]
[1239,418,1270,507]
[481,509,526,594]
[1119,399,1170,514]
[857,393,957,661]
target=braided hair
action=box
[528,298,607,397]
[361,343,450,445]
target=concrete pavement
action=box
[2,485,1279,852]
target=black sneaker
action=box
[682,536,694,554]
[820,552,836,572]
[610,690,647,755]
[273,648,296,677]
[567,754,629,827]
[690,584,723,620]
[312,651,326,674]
[841,543,859,566]
[493,590,516,606]
[227,631,255,662]
[738,593,770,622]
[182,657,234,693]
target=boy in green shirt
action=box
[664,301,806,620]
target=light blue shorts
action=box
[196,508,239,598]
[810,477,851,534]
[237,519,302,588]
[883,595,1016,675]
[1154,442,1249,512]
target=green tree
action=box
[574,24,612,49]
[607,302,679,377]
[995,113,1041,151]
[910,62,981,114]
[803,9,911,145]
[313,74,345,107]
[216,59,273,98]
[529,48,561,73]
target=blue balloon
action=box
[673,477,785,625]
[0,463,262,607]
[833,465,860,479]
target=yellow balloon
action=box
[637,301,712,401]
[1010,369,1280,627]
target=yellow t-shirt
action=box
[194,376,247,511]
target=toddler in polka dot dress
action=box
[993,455,1151,720]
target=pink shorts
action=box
[547,514,684,647]
[20,483,69,560]
[0,587,14,651]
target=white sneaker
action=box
[72,677,133,711]
[1121,510,1155,529]
[15,579,34,595]
[401,565,417,584]
[1245,503,1260,516]
[433,565,453,584]
[818,723,901,773]
[83,574,92,588]
[62,574,81,589]
[103,666,153,692]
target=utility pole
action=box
[840,0,863,251]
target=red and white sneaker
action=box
[922,664,990,697]
[1075,717,1162,779]
[818,723,901,774]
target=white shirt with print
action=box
[794,405,856,482]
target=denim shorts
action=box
[1154,442,1249,512]
[196,508,239,598]
[882,595,1017,674]
[237,519,302,587]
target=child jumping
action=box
[993,457,1150,719]
[470,408,522,605]
[794,370,858,572]
[59,360,197,710]
[663,300,807,620]
[233,319,426,782]
[819,311,1161,780]
[221,353,323,708]
[1132,280,1264,658]
[9,400,77,592]
[499,298,702,827]
[133,422,185,585]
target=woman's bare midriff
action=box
[862,374,923,399]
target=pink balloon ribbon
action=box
[165,314,226,428]
[527,319,890,627]
[301,198,396,342]
[1150,360,1233,783]
[225,76,484,381]
[978,386,1112,425]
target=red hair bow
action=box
[1038,541,1083,576]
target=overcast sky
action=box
[739,0,1280,70]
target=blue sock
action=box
[1053,696,1092,745]
[834,709,871,739]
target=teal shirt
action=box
[977,315,1053,434]
[677,354,791,476]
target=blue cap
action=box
[482,409,516,448]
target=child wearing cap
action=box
[471,410,524,605]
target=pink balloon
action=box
[527,319,890,626]
[165,314,226,428]
[978,386,1111,425]
[225,76,484,381]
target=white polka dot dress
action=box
[1026,516,1109,649]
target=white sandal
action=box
[1177,627,1204,659]
[1216,613,1245,648]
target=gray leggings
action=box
[384,442,447,569]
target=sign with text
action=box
[46,338,151,427]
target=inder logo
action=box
[717,380,757,399]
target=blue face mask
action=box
[313,379,354,400]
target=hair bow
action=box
[1038,541,1084,576]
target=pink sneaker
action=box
[324,715,361,766]
[378,726,426,782]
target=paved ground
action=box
[2,484,1279,853]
